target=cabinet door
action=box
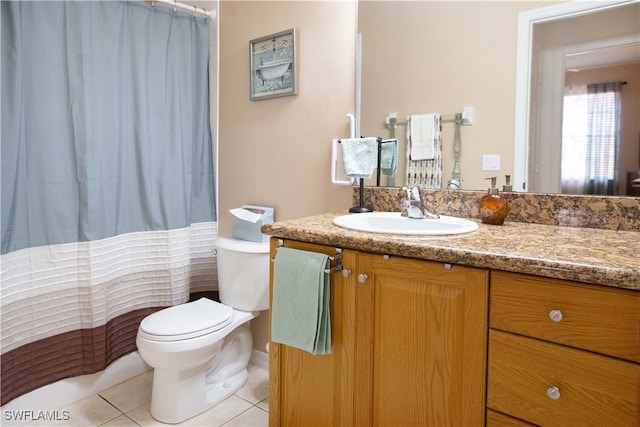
[354,253,489,426]
[269,241,356,427]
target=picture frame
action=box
[249,28,297,101]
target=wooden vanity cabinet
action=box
[487,271,640,426]
[269,240,640,427]
[269,240,489,427]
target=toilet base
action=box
[148,322,253,424]
[205,367,249,408]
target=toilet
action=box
[136,236,270,424]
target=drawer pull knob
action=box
[546,386,561,401]
[341,269,352,278]
[357,273,368,283]
[549,309,563,322]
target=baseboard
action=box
[1,352,150,426]
[250,349,269,371]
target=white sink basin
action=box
[332,212,478,236]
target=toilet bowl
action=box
[136,236,270,424]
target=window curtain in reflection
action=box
[585,82,621,195]
[561,82,622,195]
[1,1,216,405]
[561,84,589,194]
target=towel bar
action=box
[385,108,474,127]
[272,245,343,273]
[326,250,343,274]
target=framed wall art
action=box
[249,28,297,101]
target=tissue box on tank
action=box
[232,205,274,243]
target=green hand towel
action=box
[271,247,331,355]
[381,138,398,176]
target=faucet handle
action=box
[402,185,422,200]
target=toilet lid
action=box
[139,298,233,341]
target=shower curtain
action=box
[1,1,217,405]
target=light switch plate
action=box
[482,154,500,171]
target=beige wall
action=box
[535,3,640,47]
[219,0,357,351]
[219,0,356,233]
[358,1,560,191]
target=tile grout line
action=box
[96,395,141,427]
[220,404,266,427]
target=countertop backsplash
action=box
[356,187,640,232]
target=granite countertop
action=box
[262,212,640,291]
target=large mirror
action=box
[357,0,640,196]
[514,0,639,195]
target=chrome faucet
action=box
[401,185,439,219]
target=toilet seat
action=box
[139,298,233,342]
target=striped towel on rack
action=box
[409,114,440,160]
[406,114,442,188]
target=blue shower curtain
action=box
[1,1,216,405]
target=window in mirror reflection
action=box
[524,2,639,196]
[561,81,623,195]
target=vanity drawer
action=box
[490,271,640,362]
[486,409,535,427]
[487,330,640,427]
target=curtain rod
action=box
[153,0,215,18]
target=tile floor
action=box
[24,365,269,427]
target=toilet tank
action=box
[215,236,270,311]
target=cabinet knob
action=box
[546,386,561,401]
[357,273,368,283]
[341,269,351,278]
[548,309,563,322]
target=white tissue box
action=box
[230,205,274,243]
